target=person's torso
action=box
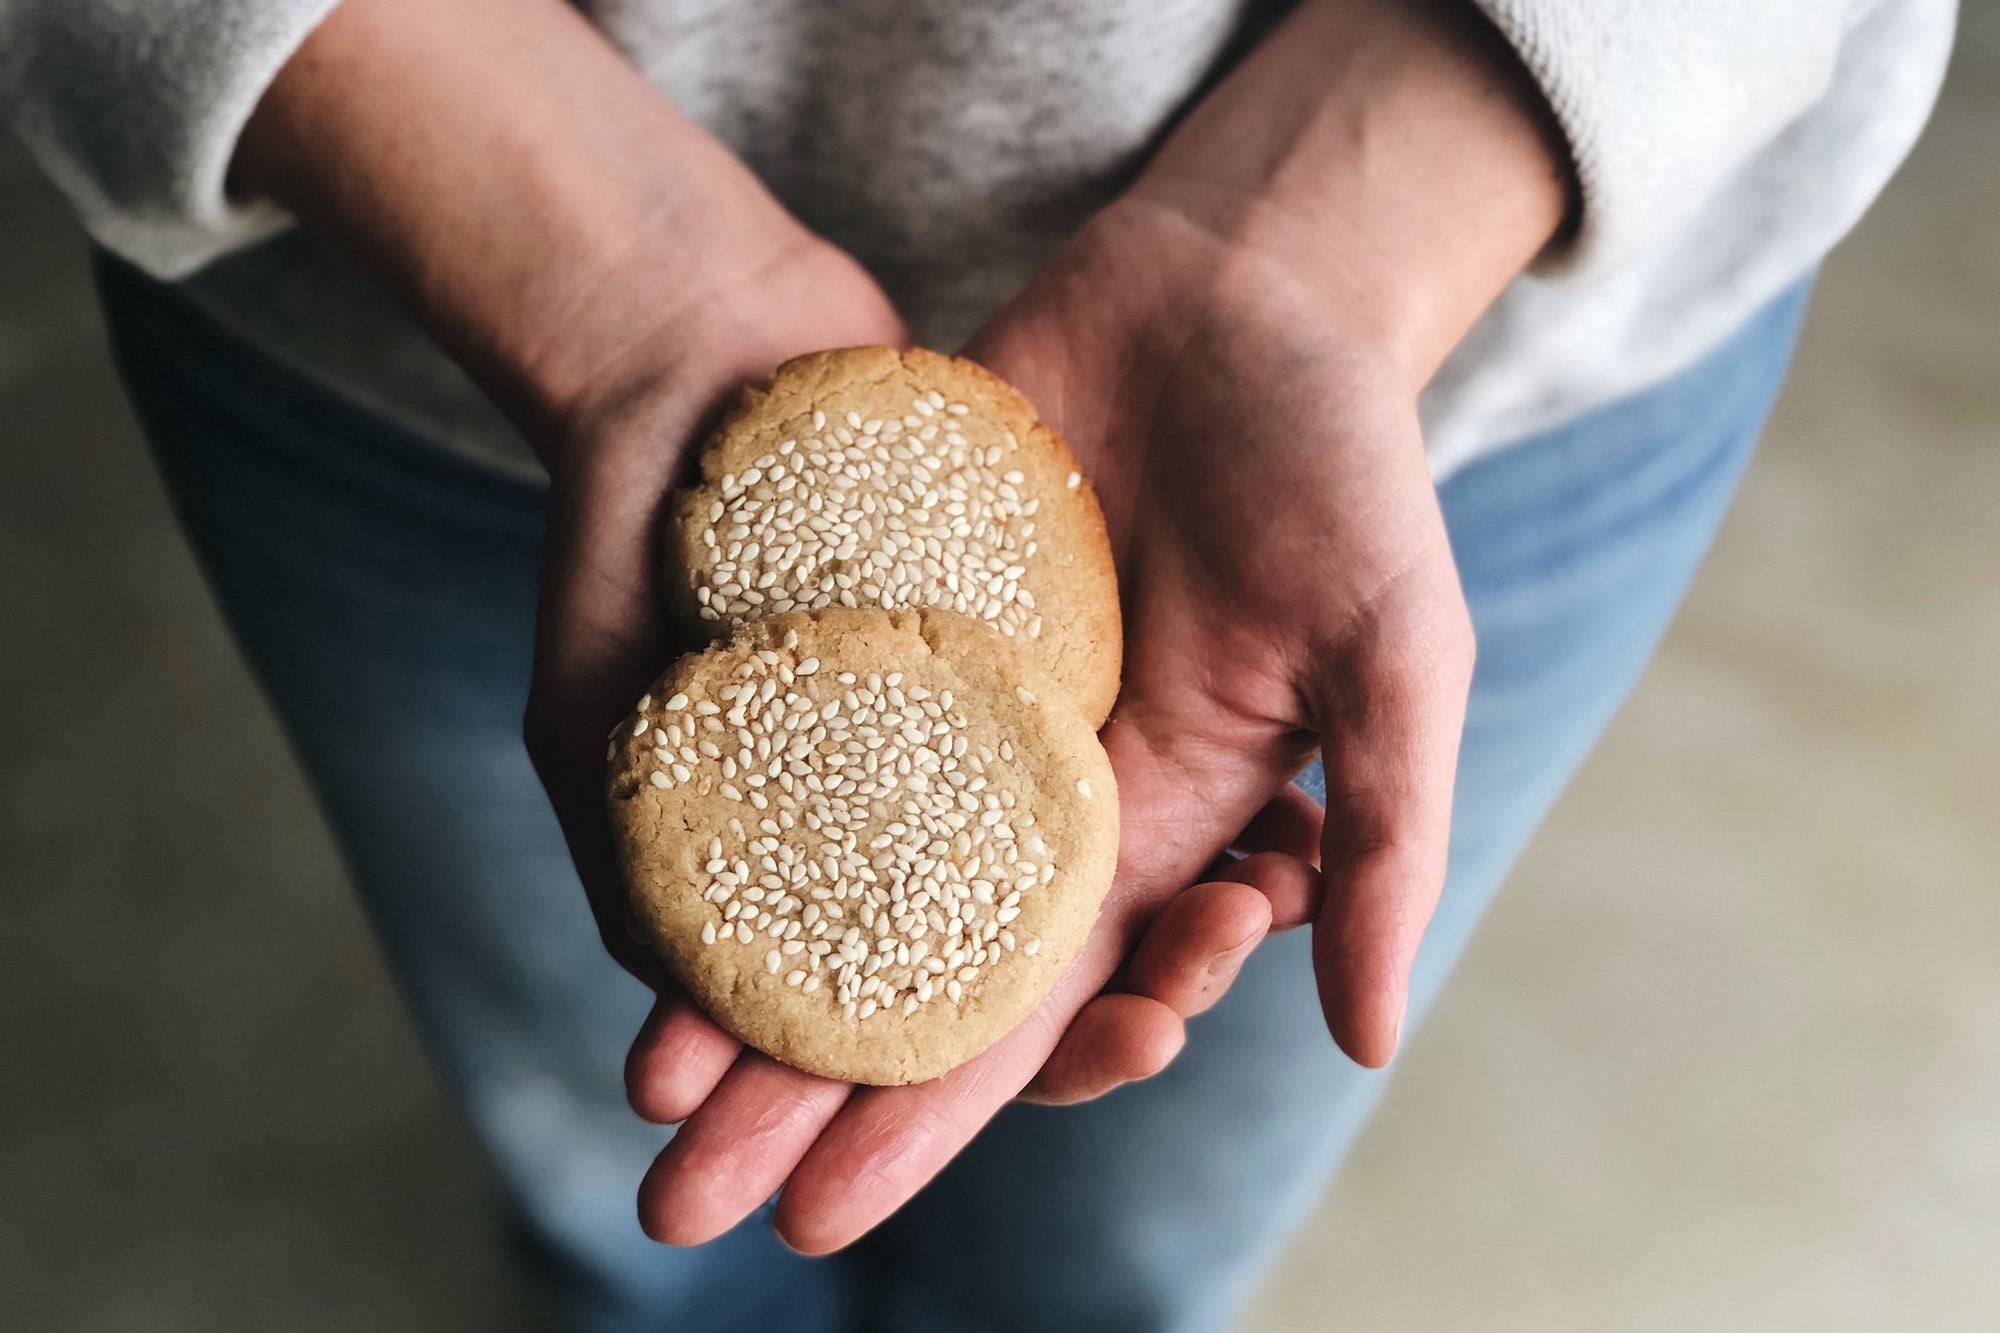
[176,0,1952,480]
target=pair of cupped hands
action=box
[522,195,1475,1253]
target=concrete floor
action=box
[3,16,1995,1332]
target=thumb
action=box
[1309,600,1474,1067]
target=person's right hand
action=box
[513,218,940,1126]
[519,230,906,989]
[235,0,912,994]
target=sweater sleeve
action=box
[0,0,344,278]
[1471,0,1871,278]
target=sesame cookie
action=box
[665,346,1122,726]
[607,607,1118,1085]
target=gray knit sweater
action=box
[0,0,1956,479]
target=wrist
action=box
[507,218,873,448]
[1093,196,1420,361]
[532,229,907,490]
[233,0,892,466]
[1110,0,1572,387]
[1041,196,1425,408]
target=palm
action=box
[524,242,907,981]
[627,226,1474,1251]
[983,265,1472,1050]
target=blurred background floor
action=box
[3,13,1995,1333]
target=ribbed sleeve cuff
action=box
[1470,0,1853,278]
[1,0,346,278]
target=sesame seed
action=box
[1066,471,1081,490]
[688,390,1052,642]
[649,771,670,789]
[1077,780,1092,799]
[674,640,1056,1024]
[665,693,690,711]
[1015,687,1036,706]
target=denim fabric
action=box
[96,253,1810,1333]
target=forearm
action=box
[1117,0,1573,385]
[232,0,825,446]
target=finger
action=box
[626,994,744,1124]
[1020,993,1185,1106]
[1311,605,1474,1069]
[1022,853,1319,1107]
[1216,850,1323,932]
[1123,879,1270,1017]
[1020,878,1272,1106]
[1233,781,1325,865]
[637,1052,851,1245]
[771,927,1127,1254]
[766,674,1301,1252]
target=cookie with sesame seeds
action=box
[607,607,1118,1086]
[664,345,1122,726]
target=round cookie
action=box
[606,607,1119,1086]
[665,345,1122,726]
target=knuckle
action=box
[1395,598,1474,674]
[1356,598,1476,701]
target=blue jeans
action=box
[96,254,1810,1333]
